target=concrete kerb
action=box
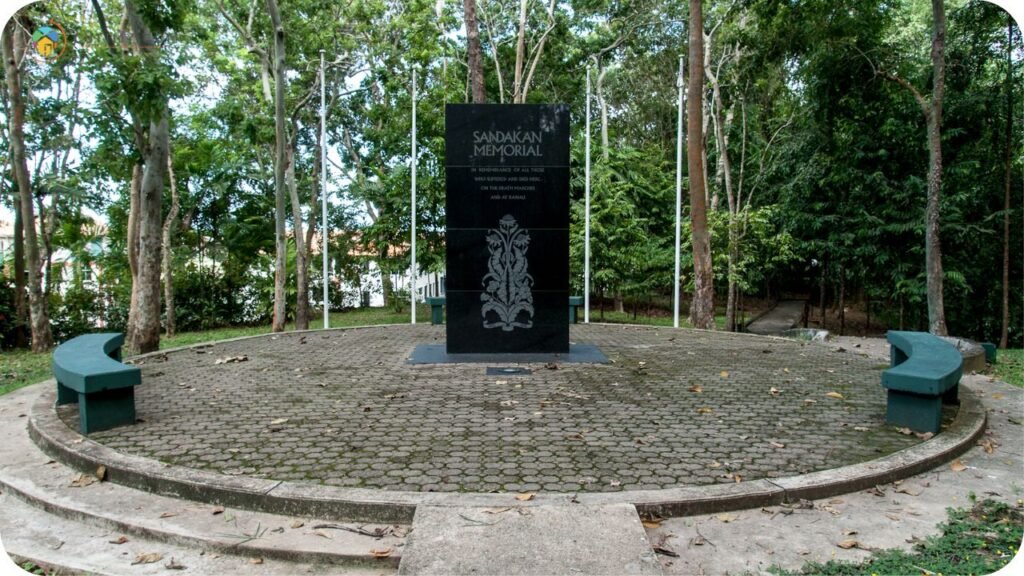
[27,366,988,524]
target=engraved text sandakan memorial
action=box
[445,104,570,353]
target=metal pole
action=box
[584,67,591,324]
[410,68,418,324]
[321,50,329,329]
[674,56,684,329]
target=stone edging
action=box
[28,377,987,523]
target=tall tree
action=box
[267,0,288,332]
[464,0,486,103]
[1000,13,1012,349]
[688,0,714,329]
[3,17,54,351]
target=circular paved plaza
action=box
[62,324,931,494]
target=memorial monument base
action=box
[407,343,608,365]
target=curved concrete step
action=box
[0,385,407,570]
[26,375,987,524]
[0,492,396,576]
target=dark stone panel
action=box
[446,167,569,230]
[445,291,569,353]
[445,228,569,292]
[445,104,569,354]
[446,104,570,168]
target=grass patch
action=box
[772,499,1023,576]
[580,309,728,329]
[0,348,53,397]
[990,348,1023,388]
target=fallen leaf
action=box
[132,552,163,565]
[842,529,858,536]
[370,548,393,558]
[108,536,128,545]
[642,519,662,529]
[803,399,817,405]
[853,426,870,432]
[290,520,305,529]
[978,438,998,453]
[159,512,177,519]
[894,485,923,496]
[250,558,264,565]
[825,392,844,400]
[707,460,722,469]
[653,546,679,557]
[307,530,332,539]
[950,459,968,472]
[769,387,782,396]
[992,392,1004,400]
[212,506,225,515]
[515,493,536,501]
[769,441,786,449]
[688,384,703,393]
[483,507,510,514]
[269,418,289,425]
[697,407,714,414]
[214,355,248,365]
[717,513,738,523]
[610,479,622,487]
[719,371,730,378]
[837,539,859,549]
[915,431,935,440]
[70,473,96,488]
[865,486,885,497]
[164,557,186,570]
[96,465,107,481]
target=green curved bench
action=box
[882,331,963,434]
[52,333,141,434]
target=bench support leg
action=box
[56,382,78,406]
[79,387,136,434]
[885,390,942,434]
[942,384,959,406]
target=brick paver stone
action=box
[65,325,928,492]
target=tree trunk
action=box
[286,146,310,330]
[125,0,169,354]
[3,19,53,351]
[12,194,27,348]
[1000,14,1013,349]
[708,59,737,331]
[687,0,714,330]
[463,0,486,103]
[924,0,947,336]
[512,0,527,102]
[126,163,142,338]
[162,151,181,338]
[267,0,288,331]
[597,66,610,160]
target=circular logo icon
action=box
[30,20,67,62]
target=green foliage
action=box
[775,499,1023,576]
[990,349,1024,388]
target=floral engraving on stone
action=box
[481,214,534,331]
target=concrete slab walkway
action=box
[746,300,807,336]
[398,504,661,575]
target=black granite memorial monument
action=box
[444,104,570,354]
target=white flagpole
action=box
[321,50,329,329]
[410,68,418,324]
[673,56,684,329]
[584,67,592,324]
